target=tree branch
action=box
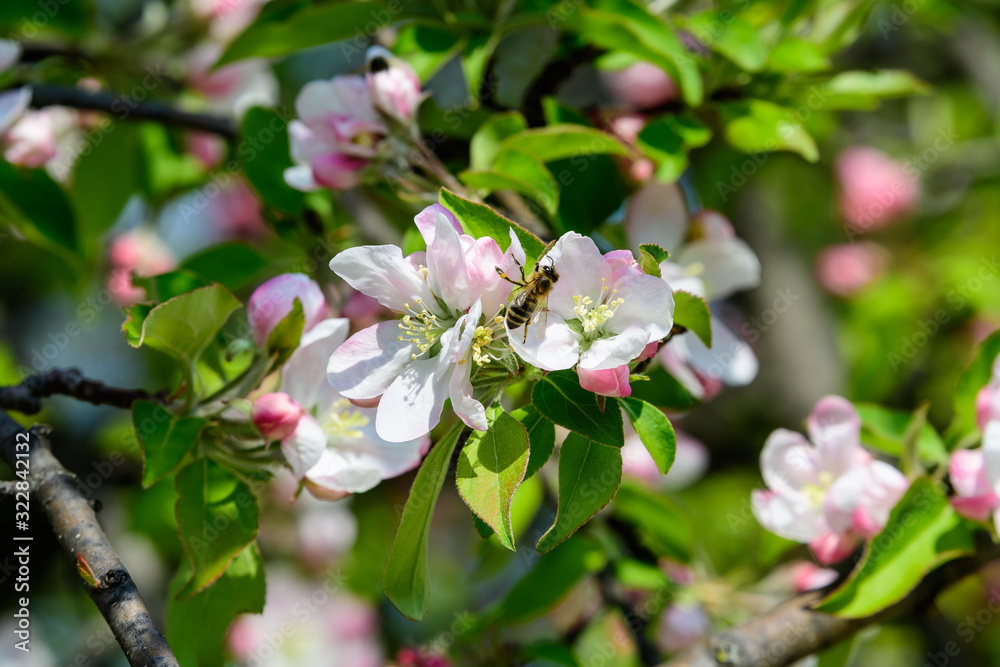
[0,411,179,667]
[0,368,166,414]
[26,83,237,140]
[665,540,1000,667]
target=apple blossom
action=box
[2,110,57,167]
[578,365,632,397]
[625,182,761,396]
[789,561,838,592]
[327,205,521,442]
[600,61,679,109]
[284,74,385,192]
[948,448,999,522]
[836,145,919,232]
[366,47,423,123]
[815,242,887,297]
[247,273,328,347]
[279,317,427,499]
[251,392,304,441]
[508,232,675,373]
[106,228,177,305]
[975,355,1000,430]
[751,395,909,565]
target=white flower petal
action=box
[546,232,613,319]
[506,312,580,372]
[282,414,327,478]
[449,355,487,431]
[677,237,761,301]
[625,181,689,255]
[330,245,434,311]
[605,272,674,340]
[759,429,822,499]
[327,322,415,400]
[579,327,650,371]
[983,422,1000,495]
[305,449,383,494]
[376,354,451,442]
[283,318,350,411]
[0,87,31,134]
[283,164,319,192]
[751,490,826,542]
[673,317,758,386]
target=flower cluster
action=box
[284,47,422,192]
[949,356,1000,525]
[751,395,909,565]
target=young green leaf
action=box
[815,478,975,618]
[719,99,819,162]
[672,291,712,347]
[133,401,206,488]
[638,243,669,277]
[265,297,305,367]
[618,397,676,474]
[384,423,464,620]
[166,543,266,667]
[470,111,528,170]
[439,188,547,263]
[512,405,556,478]
[131,271,210,303]
[496,125,632,163]
[532,370,625,448]
[175,458,260,599]
[127,284,241,371]
[456,406,530,551]
[461,149,559,215]
[636,114,712,182]
[856,403,948,465]
[682,10,767,72]
[537,433,623,552]
[180,243,269,292]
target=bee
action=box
[495,255,559,343]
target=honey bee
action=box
[495,255,559,343]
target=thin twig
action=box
[25,83,237,139]
[0,411,179,667]
[665,538,1000,667]
[0,368,166,414]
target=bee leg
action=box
[511,255,526,282]
[495,266,526,287]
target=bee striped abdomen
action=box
[505,291,539,329]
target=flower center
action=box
[802,472,835,507]
[320,399,369,440]
[470,317,506,366]
[572,279,625,334]
[397,297,450,360]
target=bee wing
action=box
[534,295,550,342]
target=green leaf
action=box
[133,401,206,488]
[461,149,559,216]
[0,161,77,252]
[532,370,624,448]
[719,99,819,162]
[265,297,305,366]
[682,10,767,71]
[815,478,975,618]
[384,422,464,620]
[0,0,91,36]
[239,107,306,214]
[568,0,704,106]
[140,124,207,198]
[856,403,948,465]
[181,243,269,292]
[673,291,712,347]
[767,36,831,73]
[128,284,241,372]
[462,31,501,104]
[951,330,1000,441]
[512,405,556,478]
[628,367,699,410]
[493,538,607,622]
[636,114,712,183]
[122,304,155,348]
[638,243,669,277]
[174,459,260,598]
[131,271,210,303]
[816,69,930,109]
[394,24,464,82]
[166,543,266,667]
[72,122,146,253]
[618,397,676,474]
[470,112,528,170]
[497,125,631,163]
[456,406,530,550]
[439,188,547,264]
[612,481,693,562]
[537,433,622,552]
[217,1,423,65]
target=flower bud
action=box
[789,561,838,592]
[815,242,887,297]
[578,365,632,397]
[600,62,679,110]
[949,449,999,521]
[247,273,328,346]
[366,46,422,123]
[252,392,304,441]
[836,146,919,232]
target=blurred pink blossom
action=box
[600,62,679,110]
[622,424,709,490]
[815,242,887,297]
[187,131,226,169]
[207,179,268,239]
[789,561,838,592]
[976,356,1000,431]
[107,229,177,305]
[949,449,999,522]
[3,110,57,167]
[836,146,919,232]
[657,603,710,653]
[366,47,423,123]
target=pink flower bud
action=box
[3,110,57,167]
[600,62,679,110]
[789,561,838,592]
[578,365,632,397]
[949,449,999,521]
[311,152,367,190]
[808,531,857,566]
[252,392,304,440]
[836,146,919,232]
[815,242,887,297]
[248,273,328,346]
[366,47,422,122]
[976,384,1000,432]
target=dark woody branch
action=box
[665,539,1000,667]
[0,368,166,414]
[0,411,179,667]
